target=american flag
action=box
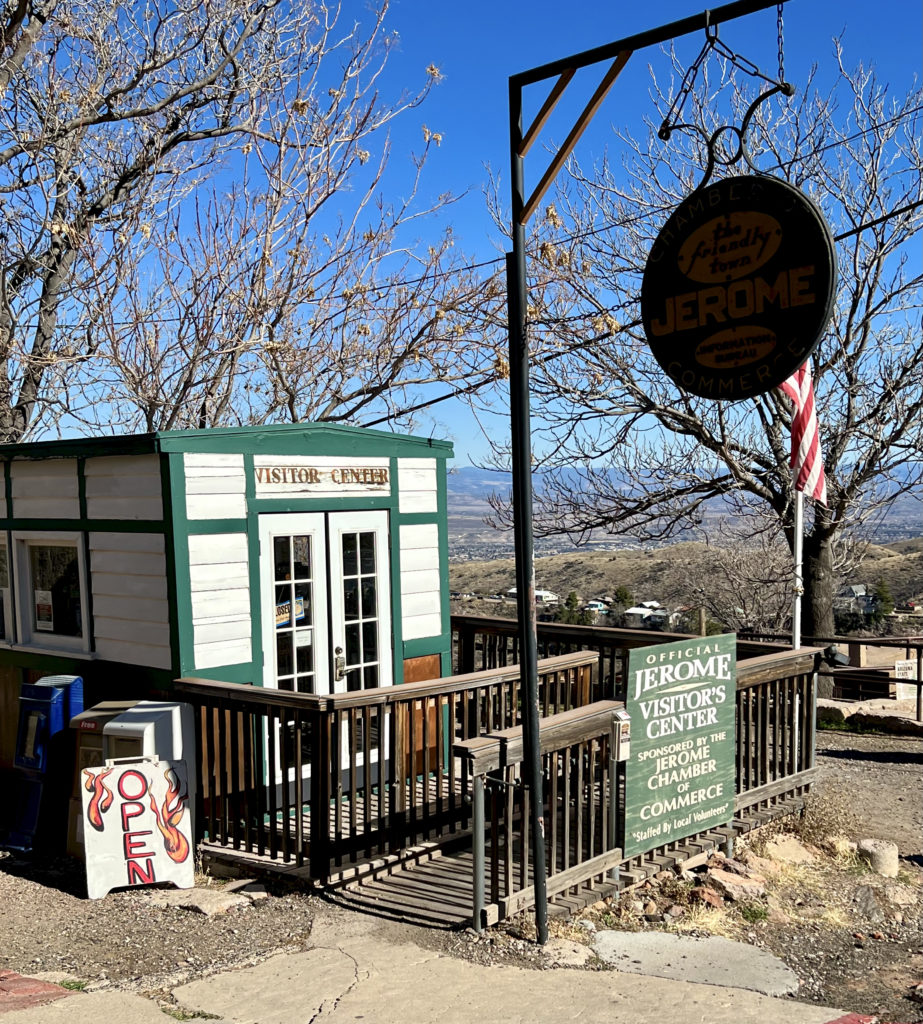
[778,364,827,507]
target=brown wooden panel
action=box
[0,664,22,770]
[403,655,441,685]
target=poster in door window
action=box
[34,589,53,631]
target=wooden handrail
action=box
[736,648,822,689]
[455,699,624,774]
[176,650,597,711]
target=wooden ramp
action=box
[330,848,478,928]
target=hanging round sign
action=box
[641,174,836,401]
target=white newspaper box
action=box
[80,758,194,899]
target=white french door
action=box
[259,510,392,696]
[258,511,392,787]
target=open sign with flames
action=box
[80,758,194,900]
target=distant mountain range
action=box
[446,465,922,557]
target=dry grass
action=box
[665,902,739,939]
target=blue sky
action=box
[359,0,922,464]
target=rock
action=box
[643,900,658,916]
[882,881,918,908]
[591,899,609,911]
[541,937,595,968]
[239,883,269,901]
[628,899,645,916]
[692,886,725,909]
[222,877,259,893]
[144,888,250,916]
[680,870,698,883]
[816,698,850,726]
[761,834,815,865]
[737,849,783,876]
[909,983,923,1003]
[706,867,766,902]
[857,838,899,878]
[576,919,597,934]
[765,895,789,924]
[666,904,685,918]
[654,871,673,881]
[853,885,888,924]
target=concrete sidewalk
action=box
[0,912,856,1024]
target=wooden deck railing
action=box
[452,614,784,697]
[456,701,623,928]
[735,649,818,812]
[175,650,597,882]
[455,646,821,929]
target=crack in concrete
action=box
[305,946,363,1023]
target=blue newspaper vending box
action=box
[2,676,84,851]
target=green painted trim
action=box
[396,512,443,526]
[0,422,454,461]
[402,635,452,660]
[0,518,167,533]
[76,458,96,654]
[436,458,452,675]
[166,453,197,675]
[388,458,404,686]
[182,662,257,686]
[243,454,263,687]
[160,452,183,676]
[184,519,250,535]
[250,495,397,515]
[0,645,174,687]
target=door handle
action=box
[334,646,347,681]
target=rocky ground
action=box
[1,728,921,1022]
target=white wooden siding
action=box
[89,532,171,669]
[11,460,79,518]
[188,533,252,670]
[399,523,442,641]
[184,453,246,520]
[85,455,163,520]
[397,458,438,514]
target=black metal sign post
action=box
[506,0,792,945]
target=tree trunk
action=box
[802,530,836,639]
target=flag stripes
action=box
[779,364,827,506]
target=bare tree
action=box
[484,48,923,637]
[0,0,505,441]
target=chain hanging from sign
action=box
[640,8,838,403]
[658,7,794,191]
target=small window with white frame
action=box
[13,532,89,651]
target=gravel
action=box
[1,727,921,1022]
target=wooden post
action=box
[472,773,486,932]
[308,706,332,883]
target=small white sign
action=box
[894,659,922,700]
[34,589,53,631]
[894,659,920,680]
[253,455,390,499]
[81,758,194,900]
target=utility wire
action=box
[12,104,923,331]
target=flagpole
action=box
[792,489,804,649]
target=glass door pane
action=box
[272,534,316,693]
[259,514,328,696]
[329,511,391,694]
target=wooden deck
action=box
[295,788,812,930]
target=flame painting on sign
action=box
[82,767,114,831]
[148,765,190,864]
[81,759,194,899]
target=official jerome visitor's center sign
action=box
[641,174,836,401]
[623,634,736,858]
